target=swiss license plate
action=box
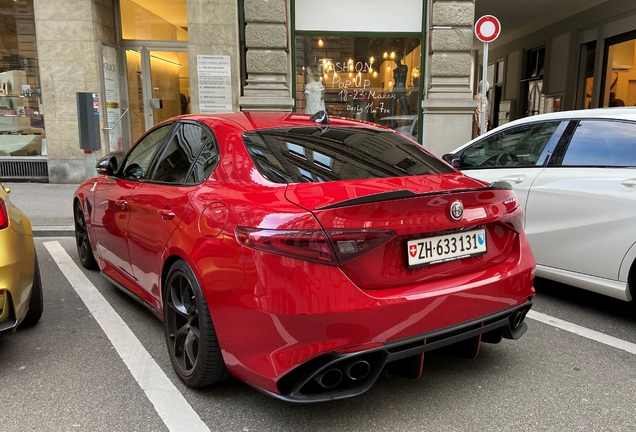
[407,229,487,267]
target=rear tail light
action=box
[235,228,396,265]
[501,206,524,233]
[235,228,338,265]
[0,199,8,230]
[326,229,396,264]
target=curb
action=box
[32,226,75,238]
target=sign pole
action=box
[474,14,500,136]
[480,42,489,136]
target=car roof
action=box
[164,112,391,133]
[452,107,636,153]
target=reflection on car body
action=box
[376,115,418,141]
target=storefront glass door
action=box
[125,49,189,144]
[602,33,636,108]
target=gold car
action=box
[0,182,42,332]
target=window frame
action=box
[181,121,222,185]
[116,122,177,181]
[458,120,568,170]
[145,120,221,185]
[242,126,454,185]
[555,119,636,168]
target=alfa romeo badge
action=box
[450,201,464,221]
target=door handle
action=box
[621,179,636,187]
[157,209,175,220]
[115,199,128,208]
[498,175,526,184]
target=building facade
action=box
[474,0,636,130]
[0,0,477,183]
[0,0,634,183]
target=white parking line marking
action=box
[44,241,210,432]
[527,310,636,356]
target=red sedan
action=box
[74,112,535,402]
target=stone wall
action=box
[422,0,476,156]
[34,0,115,183]
[239,0,293,111]
[187,0,241,113]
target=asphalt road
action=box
[1,237,635,432]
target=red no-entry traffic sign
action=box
[475,15,501,43]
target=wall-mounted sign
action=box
[197,55,232,113]
[102,45,123,152]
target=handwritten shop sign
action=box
[320,59,394,115]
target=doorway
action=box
[125,48,190,144]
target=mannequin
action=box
[472,80,490,138]
[391,56,411,116]
[304,67,326,114]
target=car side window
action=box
[151,123,213,184]
[562,120,636,167]
[186,131,220,184]
[460,121,562,169]
[119,124,172,180]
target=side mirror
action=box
[96,155,118,176]
[442,153,461,169]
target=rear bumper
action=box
[256,302,532,402]
[0,228,35,330]
[208,240,535,399]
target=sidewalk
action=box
[4,182,78,237]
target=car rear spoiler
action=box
[316,181,513,210]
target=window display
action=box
[603,34,636,108]
[0,0,44,157]
[119,0,188,42]
[295,36,421,137]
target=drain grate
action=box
[0,157,49,181]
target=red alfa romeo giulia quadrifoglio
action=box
[74,112,535,402]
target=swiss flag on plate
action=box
[409,245,417,258]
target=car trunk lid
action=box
[286,174,521,289]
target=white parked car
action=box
[444,107,636,302]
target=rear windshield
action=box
[242,127,453,184]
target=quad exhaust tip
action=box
[344,360,371,381]
[313,368,343,388]
[313,359,372,388]
[511,308,528,330]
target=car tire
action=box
[74,200,98,270]
[163,259,230,387]
[21,252,43,327]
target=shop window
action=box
[602,32,636,108]
[119,0,188,41]
[0,0,44,158]
[522,47,545,117]
[579,42,596,109]
[294,36,421,136]
[485,59,505,129]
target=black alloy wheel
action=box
[74,201,97,269]
[164,260,229,387]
